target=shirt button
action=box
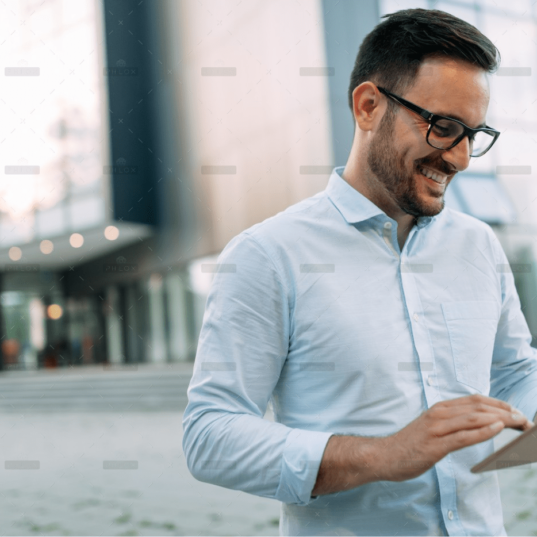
[384,221,392,229]
[447,510,454,520]
[427,376,433,386]
[413,313,419,321]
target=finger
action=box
[430,403,528,425]
[431,410,530,437]
[515,420,535,432]
[446,420,506,453]
[432,399,528,422]
[437,394,513,413]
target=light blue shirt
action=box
[182,166,537,536]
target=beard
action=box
[366,107,449,218]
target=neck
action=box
[341,157,417,247]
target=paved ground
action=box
[495,428,537,536]
[0,363,282,536]
[0,363,536,536]
[0,411,281,536]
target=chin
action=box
[402,195,445,218]
[419,198,445,217]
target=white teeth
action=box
[419,167,447,184]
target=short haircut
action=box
[348,8,501,118]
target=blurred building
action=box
[0,0,535,369]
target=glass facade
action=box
[0,0,107,244]
[0,0,195,369]
[0,0,534,368]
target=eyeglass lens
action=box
[429,118,495,157]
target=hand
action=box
[375,394,533,482]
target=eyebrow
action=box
[434,111,487,129]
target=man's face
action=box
[366,57,490,218]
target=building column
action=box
[320,0,379,166]
[147,273,167,362]
[105,285,124,364]
[164,271,191,361]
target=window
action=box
[444,173,517,224]
[0,0,107,243]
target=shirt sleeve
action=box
[182,232,334,505]
[488,229,537,422]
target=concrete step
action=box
[0,362,195,412]
[0,378,192,391]
[0,399,190,412]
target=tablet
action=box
[471,425,537,473]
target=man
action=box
[183,8,537,536]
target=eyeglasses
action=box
[376,86,500,158]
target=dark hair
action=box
[348,8,501,118]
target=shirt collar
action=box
[325,166,437,229]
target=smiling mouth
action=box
[417,165,449,185]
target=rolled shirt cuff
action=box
[275,428,335,505]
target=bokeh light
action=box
[104,226,119,240]
[69,233,84,248]
[8,246,22,261]
[47,304,63,320]
[40,240,54,254]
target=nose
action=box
[441,135,472,173]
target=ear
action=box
[352,82,385,133]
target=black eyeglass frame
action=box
[376,86,501,157]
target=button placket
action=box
[399,257,439,396]
[382,221,399,259]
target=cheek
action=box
[398,119,428,144]
[415,121,431,140]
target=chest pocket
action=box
[441,300,500,395]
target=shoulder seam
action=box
[241,231,293,306]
